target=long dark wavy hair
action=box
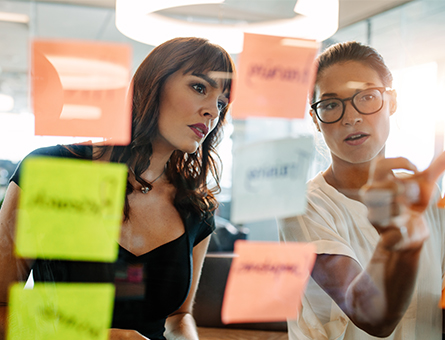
[98,37,235,221]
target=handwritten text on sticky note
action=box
[7,283,114,340]
[230,33,319,119]
[32,39,132,144]
[221,240,316,324]
[16,156,127,261]
[231,136,314,224]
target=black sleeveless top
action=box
[10,144,215,340]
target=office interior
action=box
[1,0,445,338]
[1,0,444,236]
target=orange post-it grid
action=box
[230,32,319,119]
[32,39,132,144]
[221,240,316,324]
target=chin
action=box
[180,143,200,154]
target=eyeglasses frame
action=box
[310,87,393,124]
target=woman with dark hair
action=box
[0,37,235,340]
[279,41,445,340]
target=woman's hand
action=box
[109,328,150,340]
[360,151,445,250]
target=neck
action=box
[140,145,173,183]
[323,157,372,201]
[94,141,173,183]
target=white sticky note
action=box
[231,136,314,223]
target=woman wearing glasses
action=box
[279,41,445,339]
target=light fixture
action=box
[0,94,14,112]
[59,104,102,120]
[115,0,339,54]
[0,11,29,24]
[45,56,129,90]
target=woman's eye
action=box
[320,101,339,111]
[360,94,376,102]
[192,83,206,94]
[218,100,227,111]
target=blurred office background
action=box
[0,0,444,241]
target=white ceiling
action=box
[0,0,413,114]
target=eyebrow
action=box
[192,72,218,88]
[192,72,230,100]
[320,83,378,99]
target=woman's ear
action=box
[310,110,321,132]
[388,89,397,116]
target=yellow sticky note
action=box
[16,157,127,261]
[7,283,115,340]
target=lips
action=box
[344,132,370,145]
[189,123,209,139]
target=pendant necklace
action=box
[130,165,166,194]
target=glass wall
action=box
[1,0,444,213]
[325,0,445,189]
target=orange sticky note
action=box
[32,39,132,144]
[440,288,445,308]
[230,33,319,119]
[221,240,316,324]
[438,195,445,208]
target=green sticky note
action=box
[16,157,127,261]
[7,283,115,340]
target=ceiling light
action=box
[45,56,129,90]
[0,94,14,112]
[59,104,102,120]
[0,12,29,24]
[115,0,338,54]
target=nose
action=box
[202,95,221,120]
[341,100,362,126]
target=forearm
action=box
[345,241,422,337]
[0,305,7,340]
[164,312,199,340]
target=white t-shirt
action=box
[278,172,445,340]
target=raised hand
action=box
[360,151,445,251]
[406,150,445,212]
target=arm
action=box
[0,185,147,340]
[344,153,444,336]
[164,235,210,340]
[312,154,445,337]
[313,235,423,337]
[0,183,33,340]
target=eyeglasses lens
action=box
[316,99,343,123]
[315,88,384,123]
[353,89,383,115]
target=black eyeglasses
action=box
[311,87,392,124]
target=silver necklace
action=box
[130,165,166,194]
